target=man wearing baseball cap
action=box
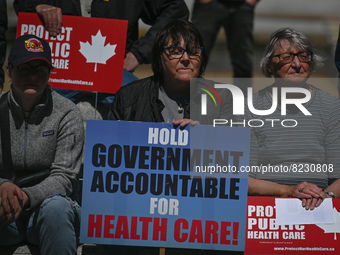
[0,34,84,255]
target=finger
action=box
[309,198,318,210]
[46,12,58,37]
[0,205,11,224]
[42,12,51,31]
[7,218,16,224]
[190,120,200,126]
[305,198,312,210]
[0,183,21,213]
[1,197,21,224]
[298,182,322,195]
[180,120,191,127]
[7,207,19,225]
[42,10,57,37]
[49,8,62,37]
[9,212,20,224]
[15,190,24,201]
[56,8,63,33]
[295,191,312,199]
[7,189,22,213]
[13,196,22,223]
[172,119,187,126]
[50,10,59,36]
[300,187,323,198]
[315,197,324,208]
[317,192,326,200]
[301,198,307,208]
[0,189,5,207]
[8,195,17,213]
[14,210,21,222]
[171,119,182,125]
[3,196,10,213]
[11,196,20,214]
[172,119,198,127]
[309,186,323,197]
[6,210,15,224]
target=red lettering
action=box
[88,214,102,238]
[115,216,129,239]
[87,215,173,243]
[130,216,140,240]
[104,215,115,238]
[220,221,231,245]
[204,220,219,244]
[139,217,153,240]
[174,219,188,242]
[232,222,239,245]
[152,218,167,241]
[189,220,203,243]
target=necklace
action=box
[178,104,183,114]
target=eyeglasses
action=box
[16,63,51,78]
[272,52,312,64]
[163,46,203,60]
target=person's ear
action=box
[267,64,274,75]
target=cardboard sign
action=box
[80,120,250,251]
[245,196,340,254]
[16,13,127,93]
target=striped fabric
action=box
[245,85,340,190]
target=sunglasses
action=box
[16,63,51,78]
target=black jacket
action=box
[13,0,189,66]
[107,76,234,125]
[91,0,189,65]
[0,0,7,89]
[13,0,81,16]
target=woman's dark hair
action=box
[151,19,208,80]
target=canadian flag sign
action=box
[245,197,340,254]
[16,13,128,94]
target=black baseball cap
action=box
[8,34,52,67]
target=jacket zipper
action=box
[24,118,28,171]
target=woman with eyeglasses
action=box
[246,27,340,209]
[107,19,233,127]
[107,19,237,255]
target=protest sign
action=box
[80,120,250,251]
[245,196,340,254]
[16,13,127,93]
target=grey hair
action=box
[260,27,324,77]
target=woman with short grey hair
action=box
[246,27,340,211]
[260,27,323,77]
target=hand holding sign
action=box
[81,121,250,251]
[123,52,139,72]
[35,4,63,38]
[17,13,127,93]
